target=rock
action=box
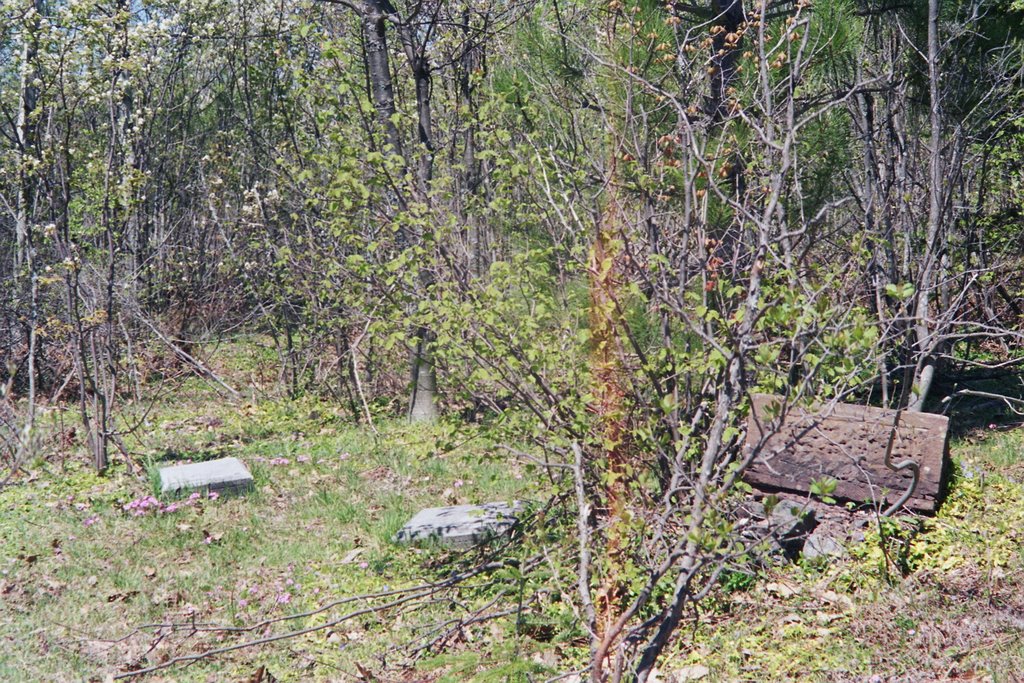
[394,501,524,549]
[158,457,254,498]
[670,664,710,681]
[766,499,816,559]
[803,531,846,560]
[736,496,816,561]
[768,499,815,537]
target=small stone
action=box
[159,457,254,498]
[736,496,817,561]
[765,581,800,598]
[394,502,524,549]
[803,531,845,560]
[670,664,710,682]
[768,500,815,537]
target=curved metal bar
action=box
[880,406,920,517]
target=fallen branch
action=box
[133,314,241,400]
[111,561,510,679]
[945,388,1024,415]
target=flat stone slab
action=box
[744,394,950,512]
[159,457,254,497]
[395,502,524,549]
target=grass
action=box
[668,419,1024,682]
[0,382,546,682]
[3,351,1024,681]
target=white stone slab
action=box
[394,501,524,549]
[159,457,254,497]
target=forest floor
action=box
[2,341,1024,682]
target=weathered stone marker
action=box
[159,457,254,497]
[395,501,524,549]
[744,394,950,513]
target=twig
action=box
[111,561,509,679]
[113,591,433,679]
[350,318,378,434]
[945,388,1024,414]
[497,444,573,470]
[572,442,597,644]
[133,313,241,400]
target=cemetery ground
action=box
[3,347,1024,681]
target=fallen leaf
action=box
[152,590,184,607]
[764,581,799,598]
[354,662,377,682]
[340,548,364,565]
[813,589,854,610]
[143,566,157,578]
[248,665,278,683]
[43,578,66,593]
[202,530,223,544]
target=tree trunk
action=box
[356,0,439,422]
[908,0,943,412]
[14,1,40,280]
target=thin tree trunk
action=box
[14,0,40,279]
[908,0,943,412]
[356,0,439,422]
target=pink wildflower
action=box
[276,593,291,604]
[83,515,100,527]
[208,491,219,500]
[297,455,310,463]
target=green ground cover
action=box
[2,362,1023,681]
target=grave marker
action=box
[159,457,254,498]
[744,394,950,513]
[395,501,524,549]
